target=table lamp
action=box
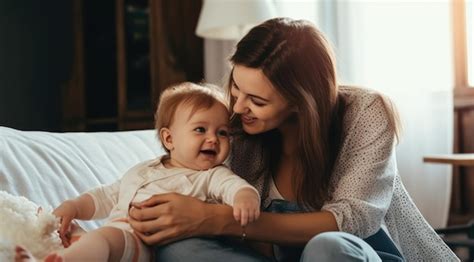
[195,0,277,41]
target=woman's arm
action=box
[321,94,397,238]
[128,193,338,246]
[217,204,339,245]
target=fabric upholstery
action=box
[0,126,165,230]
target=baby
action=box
[16,82,260,262]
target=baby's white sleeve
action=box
[207,166,260,206]
[85,179,121,220]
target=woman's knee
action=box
[154,237,268,262]
[154,238,205,261]
[301,232,381,262]
[302,232,353,258]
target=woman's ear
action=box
[159,127,174,151]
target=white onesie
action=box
[83,156,258,262]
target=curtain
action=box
[202,0,320,85]
[202,39,236,85]
[202,0,454,228]
[322,0,454,228]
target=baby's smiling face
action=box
[162,102,230,170]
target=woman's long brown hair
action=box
[229,18,345,209]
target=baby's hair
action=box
[155,82,229,152]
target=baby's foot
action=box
[15,246,63,262]
[14,246,35,262]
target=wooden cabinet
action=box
[62,0,203,131]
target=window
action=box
[453,0,474,90]
[467,0,473,86]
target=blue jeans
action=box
[154,200,404,261]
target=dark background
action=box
[0,1,73,131]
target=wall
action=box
[0,1,73,131]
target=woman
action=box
[129,18,458,261]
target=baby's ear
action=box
[159,127,174,151]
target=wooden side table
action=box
[424,154,474,166]
[423,153,474,260]
[424,154,474,214]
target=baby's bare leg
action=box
[50,226,125,261]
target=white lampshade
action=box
[195,0,277,40]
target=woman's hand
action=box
[128,193,220,245]
[53,200,78,247]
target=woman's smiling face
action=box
[231,65,292,134]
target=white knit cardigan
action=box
[230,86,458,261]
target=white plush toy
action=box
[0,190,63,261]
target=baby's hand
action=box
[53,200,78,247]
[233,188,260,226]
